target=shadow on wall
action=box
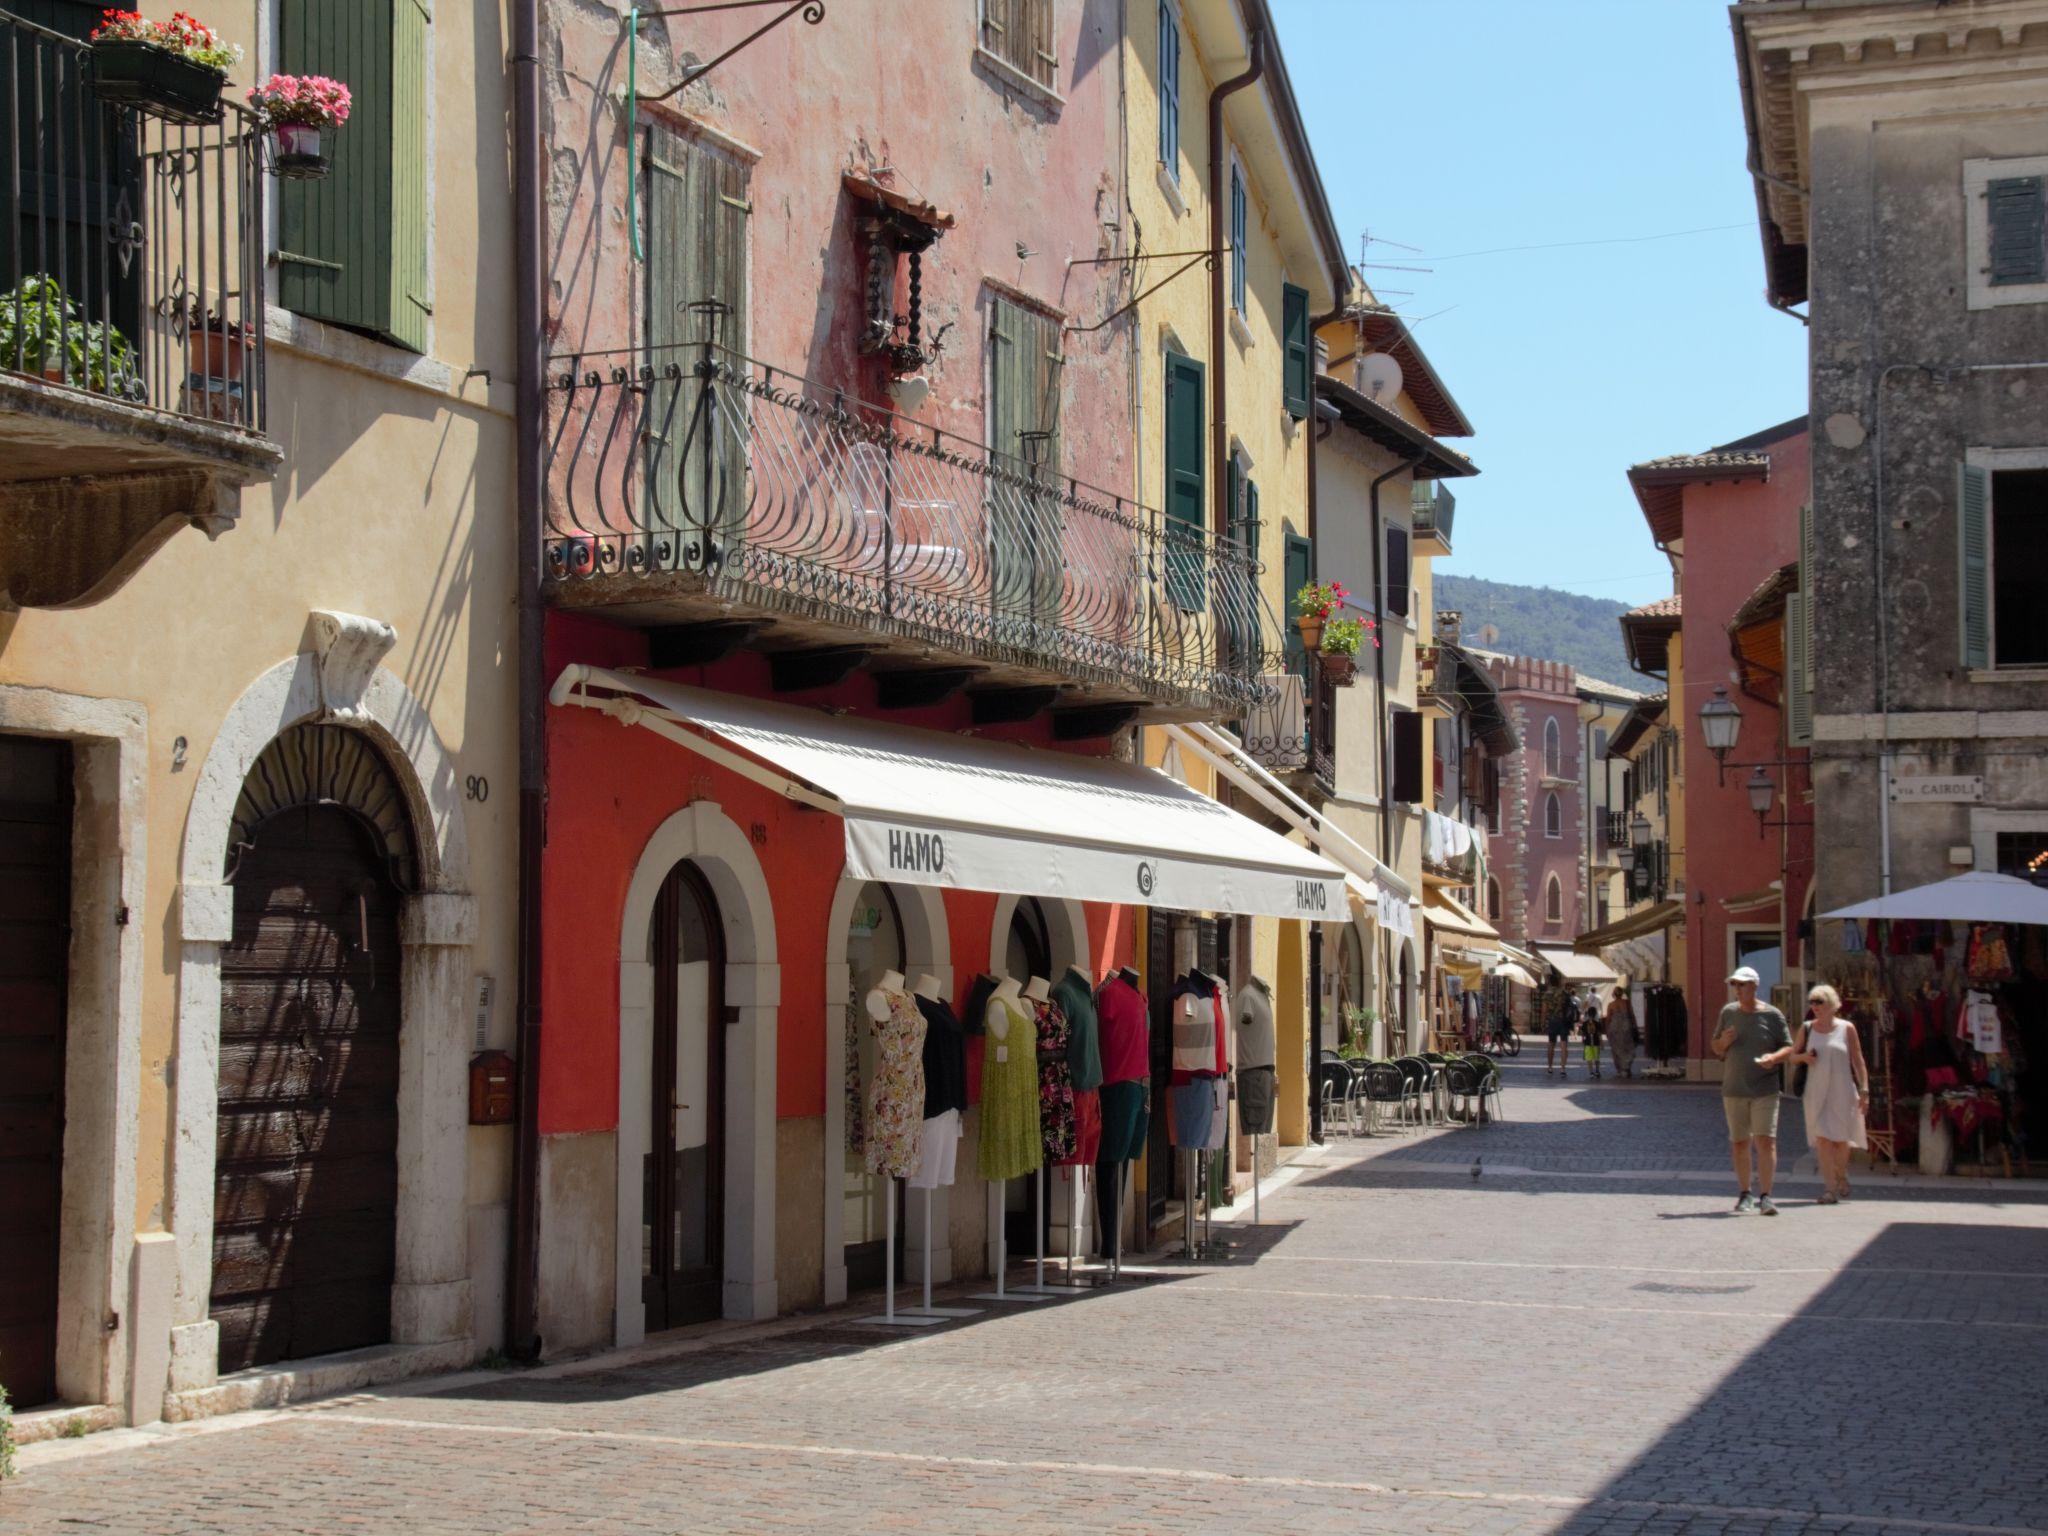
[1550,1221,2048,1533]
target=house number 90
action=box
[466,775,490,803]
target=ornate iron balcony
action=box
[1235,654,1335,793]
[544,343,1278,712]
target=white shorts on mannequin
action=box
[907,1108,961,1189]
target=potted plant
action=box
[89,10,241,126]
[0,275,140,397]
[1319,616,1365,685]
[247,72,351,179]
[1292,578,1346,651]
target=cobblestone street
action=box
[10,1057,2047,1535]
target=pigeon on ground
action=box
[1470,1155,1482,1182]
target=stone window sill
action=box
[1227,307,1255,350]
[973,45,1064,113]
[1971,667,2048,684]
[1155,160,1187,219]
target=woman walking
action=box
[1762,984,1869,1203]
[1605,986,1637,1080]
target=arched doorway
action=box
[841,881,906,1293]
[644,860,726,1332]
[211,725,415,1373]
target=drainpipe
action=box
[508,0,545,1360]
[1207,27,1263,536]
[1369,452,1424,869]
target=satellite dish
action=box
[1358,351,1404,401]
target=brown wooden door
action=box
[212,805,401,1372]
[0,736,72,1409]
[643,861,724,1332]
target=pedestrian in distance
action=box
[1758,983,1869,1204]
[1711,964,1792,1215]
[1544,986,1573,1077]
[1581,996,1603,1078]
[1605,985,1637,1080]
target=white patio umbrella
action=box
[1822,870,2048,925]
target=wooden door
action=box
[644,862,724,1331]
[212,805,401,1373]
[0,735,72,1409]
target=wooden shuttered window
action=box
[1960,463,1991,670]
[645,123,749,541]
[1987,176,2047,287]
[1229,160,1248,315]
[1281,282,1310,419]
[981,0,1058,92]
[279,0,431,352]
[1157,0,1180,170]
[987,293,1065,628]
[1163,350,1205,609]
[1283,531,1311,665]
[1385,523,1412,619]
[1786,501,1815,747]
[1390,709,1424,804]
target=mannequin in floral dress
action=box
[1032,978,1077,1165]
[864,974,926,1178]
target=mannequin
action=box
[1092,966,1150,1272]
[866,969,908,1020]
[913,974,942,1001]
[1116,965,1141,989]
[858,967,926,1326]
[973,973,1046,1303]
[903,971,975,1322]
[1023,975,1052,1002]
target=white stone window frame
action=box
[1965,156,2048,312]
[1970,807,2048,873]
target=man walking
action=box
[1544,987,1573,1077]
[1711,965,1791,1215]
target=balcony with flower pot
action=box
[0,6,281,609]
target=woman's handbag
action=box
[1790,1025,1811,1098]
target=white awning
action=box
[1534,943,1619,985]
[551,666,1348,920]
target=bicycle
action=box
[1483,1016,1520,1057]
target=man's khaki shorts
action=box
[1723,1094,1781,1142]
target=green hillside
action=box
[1432,573,1643,691]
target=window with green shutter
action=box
[278,0,431,352]
[1229,160,1248,315]
[1787,502,1814,746]
[1987,176,2047,287]
[1157,0,1179,172]
[1960,464,1991,670]
[1163,349,1205,610]
[1281,282,1310,419]
[1985,466,2048,669]
[987,293,1064,628]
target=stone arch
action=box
[167,638,476,1401]
[986,891,1089,981]
[821,875,950,1306]
[614,800,780,1346]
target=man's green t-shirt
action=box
[1718,1003,1791,1099]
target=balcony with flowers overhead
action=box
[0,6,281,609]
[543,341,1280,727]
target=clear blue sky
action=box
[1272,0,1808,608]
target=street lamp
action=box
[1631,812,1651,848]
[1615,841,1635,874]
[1746,764,1775,821]
[1699,686,1743,763]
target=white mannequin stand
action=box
[898,976,981,1322]
[970,977,1050,1305]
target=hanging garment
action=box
[1035,996,1078,1165]
[914,993,970,1118]
[1964,991,2005,1055]
[907,1108,962,1190]
[1052,970,1103,1092]
[1801,1021,1867,1149]
[1968,926,2014,985]
[977,993,1042,1181]
[959,973,999,1038]
[843,1001,865,1154]
[1095,974,1150,1085]
[864,989,927,1178]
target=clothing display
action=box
[1800,1022,1867,1150]
[1035,995,1077,1164]
[1095,973,1150,1084]
[1096,1079,1149,1163]
[1964,991,2005,1055]
[977,990,1042,1181]
[1237,1064,1277,1135]
[913,993,969,1117]
[907,1108,962,1189]
[1168,971,1227,1081]
[864,988,927,1178]
[1168,1078,1214,1148]
[1064,1087,1102,1166]
[1052,969,1103,1092]
[1235,978,1276,1069]
[1203,1075,1229,1150]
[959,973,999,1038]
[1641,984,1689,1064]
[842,1001,865,1154]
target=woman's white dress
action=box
[1803,1022,1867,1149]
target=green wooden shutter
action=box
[1785,591,1813,747]
[1960,463,1991,669]
[1281,282,1310,419]
[1385,524,1411,619]
[278,0,430,352]
[1283,530,1310,666]
[1229,162,1247,314]
[1157,1,1179,169]
[1163,350,1205,610]
[1987,176,2046,287]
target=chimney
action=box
[1436,609,1462,644]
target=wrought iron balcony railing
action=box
[1236,652,1335,792]
[1,10,267,433]
[1412,481,1454,549]
[544,343,1278,710]
[1602,810,1631,849]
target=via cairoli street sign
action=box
[1888,774,1984,804]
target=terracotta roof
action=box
[1351,309,1474,439]
[1619,595,1680,677]
[1624,594,1681,622]
[1316,375,1477,480]
[1624,420,1801,545]
[1730,562,1798,635]
[1606,693,1670,759]
[1575,671,1647,703]
[1632,450,1771,475]
[841,171,955,231]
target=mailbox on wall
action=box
[468,1050,516,1126]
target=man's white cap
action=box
[1727,965,1762,985]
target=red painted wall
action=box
[1677,427,1814,1050]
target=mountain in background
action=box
[1432,573,1643,691]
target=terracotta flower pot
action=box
[1295,613,1324,651]
[187,326,248,383]
[1318,652,1358,687]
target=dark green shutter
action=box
[1157,0,1179,169]
[1960,463,1991,669]
[1987,176,2046,287]
[1229,163,1247,314]
[1391,711,1423,804]
[1385,524,1411,619]
[278,0,431,351]
[1283,530,1311,665]
[1164,351,1205,610]
[1282,283,1310,419]
[646,125,749,550]
[988,295,1063,627]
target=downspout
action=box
[1207,27,1263,536]
[1369,452,1423,869]
[508,0,545,1359]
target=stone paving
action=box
[8,1052,2048,1535]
